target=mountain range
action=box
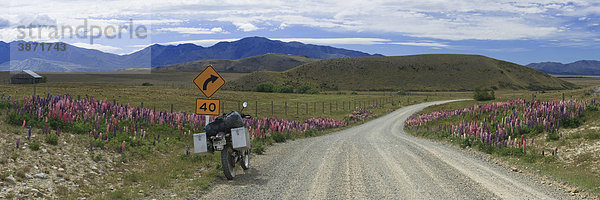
[527,60,600,75]
[0,37,381,72]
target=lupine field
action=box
[1,92,382,154]
[405,99,598,156]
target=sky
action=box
[1,0,599,65]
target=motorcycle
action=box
[193,102,252,180]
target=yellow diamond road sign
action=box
[193,65,225,98]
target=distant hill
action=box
[226,54,576,91]
[527,60,600,75]
[0,42,139,72]
[0,37,380,72]
[0,41,8,66]
[0,58,92,72]
[153,53,318,73]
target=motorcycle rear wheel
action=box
[221,146,236,180]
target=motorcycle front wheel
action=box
[241,149,250,170]
[221,146,236,180]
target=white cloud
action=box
[273,38,390,45]
[71,42,121,53]
[234,22,259,32]
[157,38,240,46]
[3,0,600,43]
[157,27,227,34]
[138,37,394,48]
[389,42,449,47]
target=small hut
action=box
[10,70,43,84]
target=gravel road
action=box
[200,100,577,200]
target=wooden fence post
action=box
[271,101,274,116]
[285,101,287,115]
[255,101,258,118]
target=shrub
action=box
[0,170,12,181]
[29,140,41,151]
[141,82,153,86]
[10,152,19,160]
[0,101,10,110]
[351,91,358,95]
[303,129,316,137]
[45,134,58,145]
[520,125,544,135]
[397,90,408,95]
[6,112,35,127]
[584,132,600,140]
[92,139,105,149]
[560,117,583,128]
[473,88,495,101]
[69,122,90,135]
[546,132,560,141]
[252,143,265,155]
[253,82,275,93]
[92,153,103,162]
[306,89,320,94]
[295,85,312,94]
[459,137,472,148]
[274,85,295,93]
[271,132,287,143]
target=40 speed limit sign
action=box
[196,99,220,116]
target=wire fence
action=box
[125,96,412,119]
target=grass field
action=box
[554,75,600,87]
[0,71,249,87]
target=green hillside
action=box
[225,54,577,91]
[152,53,318,73]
